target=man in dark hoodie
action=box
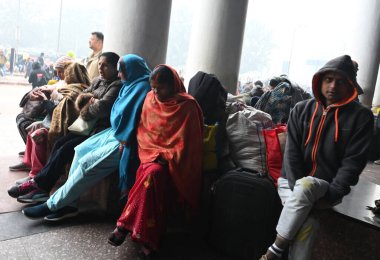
[260,55,373,260]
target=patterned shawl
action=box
[48,83,87,147]
[137,65,204,213]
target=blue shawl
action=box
[110,54,151,196]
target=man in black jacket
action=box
[261,55,373,260]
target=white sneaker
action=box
[15,176,32,185]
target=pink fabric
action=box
[23,128,49,178]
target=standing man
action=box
[260,55,373,260]
[37,52,45,68]
[86,31,103,81]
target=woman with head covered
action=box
[108,65,204,257]
[22,54,151,221]
[8,52,123,203]
[9,62,88,182]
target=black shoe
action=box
[8,179,37,198]
[108,227,129,246]
[18,151,25,157]
[44,206,79,221]
[22,202,53,219]
[17,188,49,203]
[9,162,31,172]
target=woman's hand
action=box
[89,97,98,104]
[29,89,47,101]
[35,90,48,100]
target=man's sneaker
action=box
[15,176,32,185]
[22,202,52,220]
[8,180,37,198]
[18,151,25,157]
[9,162,31,172]
[374,160,380,165]
[17,189,49,203]
[44,206,79,221]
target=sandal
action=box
[108,226,129,246]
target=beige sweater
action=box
[86,51,102,81]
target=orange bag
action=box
[263,124,287,186]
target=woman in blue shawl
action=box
[23,54,151,220]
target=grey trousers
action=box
[276,177,330,260]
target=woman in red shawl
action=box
[108,65,204,256]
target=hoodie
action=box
[281,55,373,204]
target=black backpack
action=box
[35,72,48,87]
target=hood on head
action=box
[312,55,358,105]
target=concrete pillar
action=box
[104,0,172,69]
[185,0,248,93]
[345,0,380,107]
[372,65,380,109]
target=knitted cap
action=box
[54,56,73,69]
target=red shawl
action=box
[137,65,204,212]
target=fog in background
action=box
[0,0,356,89]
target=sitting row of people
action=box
[9,54,205,258]
[7,53,374,260]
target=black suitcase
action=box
[208,169,282,259]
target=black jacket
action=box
[281,55,373,204]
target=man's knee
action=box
[293,177,328,202]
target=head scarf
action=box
[64,62,91,86]
[138,64,204,213]
[110,54,152,195]
[188,71,227,125]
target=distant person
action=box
[28,62,48,89]
[45,64,55,80]
[17,56,25,73]
[250,84,264,107]
[260,55,373,260]
[86,31,104,81]
[268,77,282,90]
[0,50,7,77]
[24,58,33,79]
[38,52,45,68]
